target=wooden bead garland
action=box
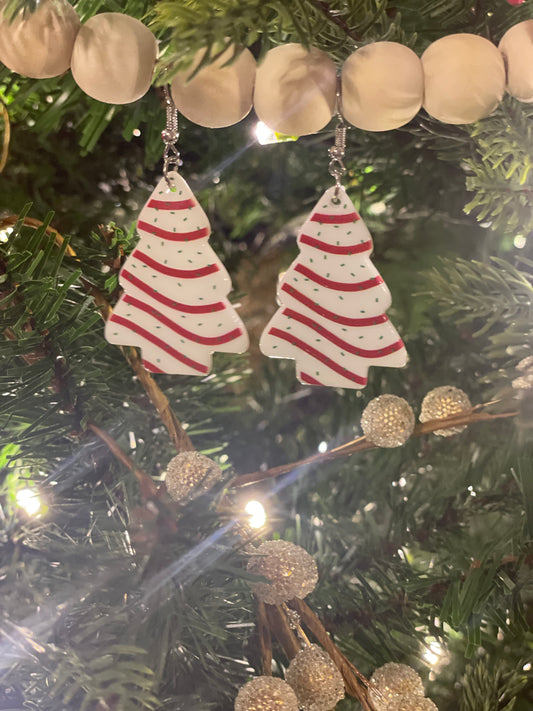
[3,10,533,126]
[170,45,256,128]
[341,42,424,131]
[253,44,337,136]
[421,34,506,124]
[0,0,80,79]
[71,13,157,104]
[499,20,533,102]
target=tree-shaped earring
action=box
[105,87,249,375]
[260,98,407,389]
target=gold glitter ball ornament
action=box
[164,451,223,503]
[513,355,533,390]
[419,385,471,437]
[386,695,438,711]
[361,395,415,448]
[285,644,345,711]
[234,676,299,711]
[371,663,425,702]
[517,355,533,372]
[247,540,318,605]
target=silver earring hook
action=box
[328,75,347,204]
[162,85,180,188]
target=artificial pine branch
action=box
[459,656,529,711]
[1,213,195,454]
[464,99,533,234]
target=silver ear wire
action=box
[162,85,180,187]
[328,75,347,203]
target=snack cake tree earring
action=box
[106,88,249,375]
[259,106,407,389]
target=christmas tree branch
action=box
[87,422,158,500]
[309,0,362,42]
[2,216,195,454]
[230,404,518,487]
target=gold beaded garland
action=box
[247,540,318,605]
[386,695,438,711]
[234,676,299,711]
[285,644,345,711]
[164,451,222,503]
[361,395,415,448]
[419,386,471,437]
[371,663,425,701]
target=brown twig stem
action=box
[0,215,77,255]
[230,406,518,488]
[257,600,273,676]
[87,422,158,499]
[263,604,301,660]
[122,346,195,453]
[290,598,377,710]
[0,99,11,173]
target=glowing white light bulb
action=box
[16,488,41,516]
[254,121,278,145]
[514,234,526,249]
[318,441,328,454]
[244,500,266,529]
[423,639,445,666]
[0,227,14,243]
[368,201,387,216]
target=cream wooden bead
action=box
[253,44,337,136]
[422,34,505,124]
[0,0,80,78]
[341,42,423,131]
[170,45,255,128]
[71,13,157,104]
[499,20,533,102]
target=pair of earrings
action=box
[105,89,407,389]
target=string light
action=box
[244,500,266,528]
[254,121,278,145]
[317,441,328,453]
[0,226,13,243]
[16,488,41,516]
[422,638,447,668]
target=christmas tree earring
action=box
[105,88,249,374]
[259,105,407,389]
